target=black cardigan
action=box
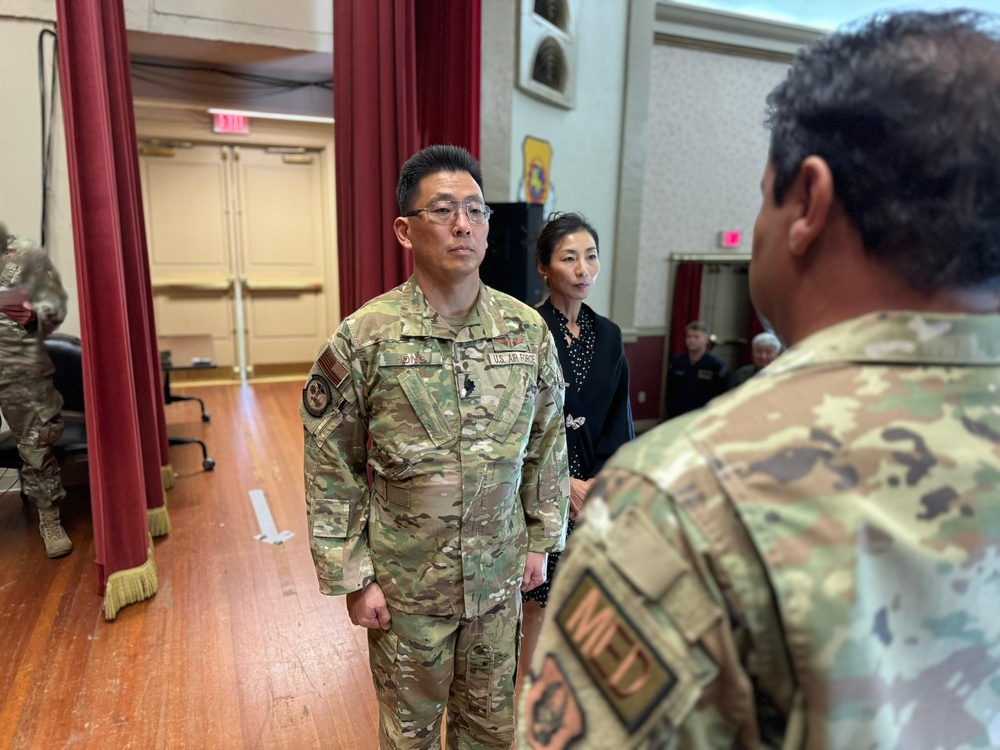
[538,300,635,480]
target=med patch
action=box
[303,374,332,417]
[556,569,677,732]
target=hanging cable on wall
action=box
[37,28,58,249]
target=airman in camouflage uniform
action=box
[0,226,71,557]
[302,146,569,749]
[518,11,1000,750]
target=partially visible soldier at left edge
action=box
[0,224,72,558]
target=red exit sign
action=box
[212,112,249,135]
[718,230,742,249]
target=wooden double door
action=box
[140,142,334,378]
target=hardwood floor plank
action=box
[0,381,380,749]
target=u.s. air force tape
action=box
[303,374,331,417]
[555,570,677,731]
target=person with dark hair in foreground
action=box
[301,145,569,748]
[516,212,634,691]
[518,11,1000,749]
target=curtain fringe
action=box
[103,538,158,621]
[161,464,175,491]
[148,496,171,538]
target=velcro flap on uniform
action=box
[607,507,687,600]
[607,507,722,645]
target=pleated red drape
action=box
[57,0,170,618]
[334,0,419,317]
[333,0,482,317]
[414,0,481,158]
[668,262,704,358]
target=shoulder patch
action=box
[318,347,349,387]
[303,374,332,417]
[555,569,677,732]
[523,654,584,749]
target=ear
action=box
[786,156,835,258]
[393,216,412,250]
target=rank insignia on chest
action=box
[303,374,332,417]
[555,570,677,731]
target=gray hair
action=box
[752,332,782,351]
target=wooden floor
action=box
[0,380,380,749]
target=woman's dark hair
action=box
[766,10,1000,290]
[535,212,600,267]
[396,145,483,215]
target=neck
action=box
[415,270,480,318]
[777,233,1000,346]
[547,292,583,325]
[688,349,706,362]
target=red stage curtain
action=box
[333,0,419,317]
[57,0,169,619]
[414,0,481,158]
[668,262,704,358]
[333,0,482,317]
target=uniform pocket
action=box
[397,369,456,446]
[484,367,529,442]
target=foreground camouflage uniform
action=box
[302,277,569,748]
[0,236,70,557]
[518,311,1000,749]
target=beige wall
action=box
[0,14,78,337]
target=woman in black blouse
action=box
[517,212,635,687]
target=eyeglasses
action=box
[406,200,493,225]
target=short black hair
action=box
[535,212,600,267]
[766,10,1000,291]
[396,145,484,215]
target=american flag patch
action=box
[318,347,349,386]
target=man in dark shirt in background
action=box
[666,320,731,417]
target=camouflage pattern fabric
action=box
[369,595,521,748]
[301,277,570,618]
[0,236,68,377]
[0,236,68,511]
[518,311,1000,750]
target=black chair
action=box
[0,333,88,495]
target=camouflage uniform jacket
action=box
[302,277,570,618]
[519,311,1000,750]
[0,237,67,384]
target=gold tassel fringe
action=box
[103,538,158,621]
[161,464,176,491]
[148,492,171,538]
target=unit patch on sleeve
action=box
[303,375,332,417]
[555,569,677,732]
[523,654,584,750]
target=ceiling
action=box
[678,0,1000,29]
[127,30,332,80]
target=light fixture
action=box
[207,108,334,124]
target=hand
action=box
[1,302,33,326]
[345,581,391,630]
[521,551,547,593]
[569,477,593,521]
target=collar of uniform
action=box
[770,310,1000,375]
[399,277,519,341]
